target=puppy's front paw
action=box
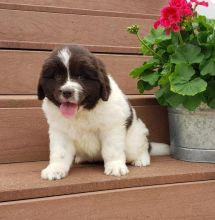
[41,163,69,180]
[104,160,129,176]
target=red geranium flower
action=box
[169,0,188,9]
[153,19,161,29]
[161,6,180,25]
[171,23,180,32]
[191,0,209,7]
[169,0,193,17]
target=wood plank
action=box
[0,181,215,219]
[0,0,167,16]
[0,9,154,53]
[0,99,169,163]
[0,108,49,163]
[0,50,151,95]
[0,157,215,202]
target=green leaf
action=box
[170,64,195,84]
[197,31,211,44]
[171,77,207,96]
[140,72,160,86]
[158,72,172,86]
[130,66,144,78]
[183,94,203,111]
[167,44,175,54]
[129,62,155,78]
[166,93,185,108]
[144,27,171,44]
[137,80,153,94]
[209,98,215,108]
[147,57,160,65]
[155,86,170,106]
[170,44,204,64]
[205,81,215,107]
[200,58,215,76]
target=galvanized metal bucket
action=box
[168,106,215,163]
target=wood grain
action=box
[0,181,215,219]
[0,98,169,163]
[0,157,215,202]
[0,50,151,95]
[0,9,154,53]
[0,0,167,16]
[0,108,49,163]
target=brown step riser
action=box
[0,9,154,53]
[0,104,169,163]
[1,181,215,220]
[0,0,167,15]
[0,51,154,95]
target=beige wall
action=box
[196,0,215,19]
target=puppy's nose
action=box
[61,90,73,99]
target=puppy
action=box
[37,45,169,180]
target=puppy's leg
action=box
[126,118,150,167]
[101,127,129,176]
[41,129,75,180]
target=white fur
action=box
[58,47,83,103]
[60,80,83,103]
[58,47,71,68]
[41,75,169,180]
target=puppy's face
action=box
[37,45,110,117]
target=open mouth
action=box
[59,102,78,118]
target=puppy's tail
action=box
[149,142,170,156]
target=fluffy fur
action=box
[37,45,169,180]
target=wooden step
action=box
[0,0,167,53]
[0,0,167,17]
[0,156,215,202]
[0,95,169,163]
[1,181,215,220]
[0,156,215,219]
[0,50,153,95]
[0,8,153,53]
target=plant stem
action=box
[178,32,184,44]
[136,33,163,60]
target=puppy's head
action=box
[37,45,111,117]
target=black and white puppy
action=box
[37,45,169,180]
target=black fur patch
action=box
[148,142,152,153]
[125,104,133,129]
[37,45,111,110]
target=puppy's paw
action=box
[41,163,69,180]
[132,152,150,167]
[104,160,129,176]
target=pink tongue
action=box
[60,103,78,118]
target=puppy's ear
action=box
[96,58,111,101]
[37,77,45,100]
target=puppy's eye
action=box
[78,75,84,80]
[55,74,63,81]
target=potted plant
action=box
[128,0,215,163]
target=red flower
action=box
[169,0,193,17]
[171,23,180,32]
[160,18,171,28]
[197,1,208,7]
[169,0,187,8]
[191,0,209,7]
[161,6,180,25]
[153,19,160,29]
[181,6,193,16]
